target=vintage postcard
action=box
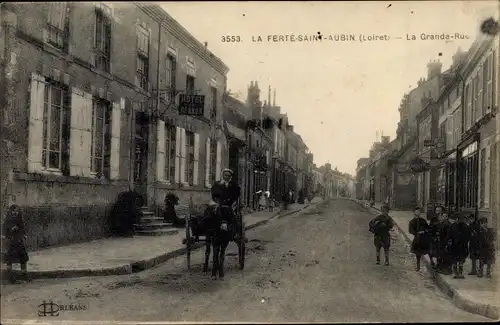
[1,0,499,323]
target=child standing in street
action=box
[477,217,496,278]
[2,205,30,284]
[448,212,471,279]
[468,218,481,275]
[369,204,394,266]
[408,207,430,271]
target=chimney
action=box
[427,60,442,80]
[273,89,276,106]
[268,85,271,106]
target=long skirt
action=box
[411,233,430,255]
[450,243,469,263]
[3,240,29,264]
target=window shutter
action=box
[110,100,121,179]
[485,145,491,208]
[193,133,200,185]
[81,92,93,177]
[180,128,186,184]
[174,126,181,183]
[492,50,497,110]
[70,88,84,176]
[156,119,165,181]
[205,137,211,187]
[216,140,222,181]
[27,73,45,173]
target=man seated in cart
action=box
[210,168,244,241]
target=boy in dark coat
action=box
[2,205,30,283]
[468,218,481,275]
[408,207,430,271]
[369,204,394,266]
[448,213,471,279]
[428,214,441,270]
[476,217,496,278]
[437,213,452,275]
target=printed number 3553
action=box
[221,36,241,42]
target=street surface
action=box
[1,199,489,323]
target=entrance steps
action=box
[134,206,179,236]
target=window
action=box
[185,131,195,185]
[137,55,149,90]
[186,75,195,94]
[90,99,111,177]
[47,3,69,51]
[165,55,177,103]
[210,87,217,120]
[42,82,69,170]
[465,83,471,131]
[477,68,484,118]
[136,27,149,90]
[480,148,486,208]
[485,53,494,111]
[444,97,449,112]
[473,76,480,121]
[210,140,217,184]
[95,8,111,72]
[164,124,176,183]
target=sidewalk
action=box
[352,199,499,320]
[1,202,313,281]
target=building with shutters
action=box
[456,34,498,229]
[0,2,229,249]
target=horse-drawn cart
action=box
[182,197,246,272]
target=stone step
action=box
[141,211,155,216]
[141,216,164,223]
[135,228,179,236]
[134,222,173,230]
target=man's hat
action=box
[221,168,233,175]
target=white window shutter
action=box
[110,101,121,180]
[193,133,200,185]
[81,92,93,177]
[70,88,85,176]
[205,137,211,187]
[180,128,186,184]
[28,73,45,173]
[156,119,165,181]
[174,126,181,183]
[216,140,222,181]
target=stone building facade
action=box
[1,2,229,249]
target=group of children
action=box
[368,204,496,278]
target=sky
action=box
[159,1,498,175]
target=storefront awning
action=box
[225,122,246,142]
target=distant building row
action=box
[356,32,499,248]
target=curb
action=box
[349,199,499,320]
[2,204,314,281]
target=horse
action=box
[191,204,237,279]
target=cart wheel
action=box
[185,218,191,271]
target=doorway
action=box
[134,113,149,206]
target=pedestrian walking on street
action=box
[1,205,30,284]
[476,217,496,278]
[369,204,394,266]
[448,212,471,279]
[408,207,430,271]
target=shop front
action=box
[456,133,480,213]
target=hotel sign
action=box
[178,94,205,116]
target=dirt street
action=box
[1,199,488,323]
